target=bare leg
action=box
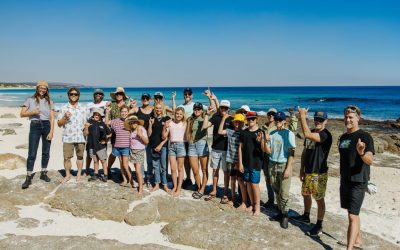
[174,157,185,197]
[347,213,362,250]
[108,153,116,172]
[63,159,72,182]
[122,156,131,184]
[252,183,261,216]
[134,163,143,195]
[304,194,312,214]
[85,155,92,176]
[119,156,127,184]
[223,170,230,196]
[230,176,237,205]
[210,169,218,196]
[189,156,201,191]
[100,159,108,176]
[169,156,178,193]
[93,158,99,175]
[76,160,84,181]
[246,182,254,213]
[199,156,209,194]
[316,198,325,221]
[237,178,247,210]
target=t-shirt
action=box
[57,102,88,143]
[86,101,107,119]
[110,118,130,148]
[190,116,207,142]
[209,114,233,151]
[303,129,332,174]
[240,128,264,170]
[86,119,111,152]
[149,116,170,149]
[168,121,186,142]
[268,129,296,163]
[22,97,55,121]
[226,128,241,164]
[339,129,374,182]
[130,126,148,150]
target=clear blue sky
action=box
[1,0,399,87]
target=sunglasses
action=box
[194,108,202,111]
[142,96,150,100]
[184,93,192,96]
[267,112,276,116]
[314,117,325,123]
[220,106,229,110]
[95,93,103,96]
[154,95,163,99]
[115,92,124,96]
[246,117,256,121]
[69,93,79,97]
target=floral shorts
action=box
[301,173,328,200]
[130,149,145,164]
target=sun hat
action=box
[232,113,245,123]
[314,111,328,120]
[220,100,231,108]
[93,88,104,95]
[110,87,128,100]
[36,80,49,89]
[246,111,258,119]
[274,111,287,121]
[124,115,144,130]
[90,108,104,117]
[193,102,203,110]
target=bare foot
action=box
[253,210,260,216]
[61,176,72,183]
[150,185,160,192]
[246,206,253,213]
[169,188,176,195]
[119,181,128,187]
[163,185,172,194]
[237,203,247,211]
[228,201,234,207]
[76,175,84,182]
[173,190,181,197]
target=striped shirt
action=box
[110,119,130,148]
[226,128,241,164]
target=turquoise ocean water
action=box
[0,86,399,121]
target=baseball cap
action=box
[267,108,277,114]
[233,113,245,122]
[246,111,258,118]
[154,92,164,98]
[193,102,203,110]
[141,93,151,99]
[183,88,193,94]
[93,88,104,95]
[220,100,230,108]
[240,105,250,112]
[314,111,328,120]
[274,111,287,121]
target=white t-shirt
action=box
[86,101,107,118]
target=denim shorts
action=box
[211,150,227,170]
[243,168,261,184]
[188,140,209,157]
[169,142,186,158]
[112,147,130,157]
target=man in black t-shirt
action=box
[338,105,374,250]
[293,108,332,236]
[202,100,233,202]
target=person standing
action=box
[20,80,54,189]
[293,108,332,236]
[338,105,374,250]
[264,111,296,229]
[57,87,88,182]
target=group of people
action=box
[20,80,374,250]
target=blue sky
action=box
[0,0,399,86]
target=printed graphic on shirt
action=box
[305,138,316,150]
[339,139,351,149]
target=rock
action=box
[15,144,29,149]
[0,153,26,170]
[0,123,22,129]
[16,218,40,228]
[0,113,17,118]
[0,200,19,222]
[0,172,59,206]
[0,235,172,250]
[125,202,158,226]
[47,181,139,222]
[2,129,16,135]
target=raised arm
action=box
[298,107,321,142]
[218,114,229,136]
[202,106,215,130]
[171,91,177,112]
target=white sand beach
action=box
[0,107,399,249]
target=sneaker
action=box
[307,224,323,236]
[100,175,108,182]
[40,171,51,182]
[22,175,33,189]
[280,215,289,229]
[269,213,282,222]
[88,175,98,182]
[291,214,311,224]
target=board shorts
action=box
[301,173,328,201]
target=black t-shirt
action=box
[209,114,233,151]
[339,129,374,182]
[303,129,332,174]
[86,119,111,152]
[149,116,170,149]
[240,128,264,170]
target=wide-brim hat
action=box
[124,115,144,130]
[110,87,128,100]
[36,80,49,89]
[90,108,104,117]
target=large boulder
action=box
[0,235,172,250]
[125,201,158,226]
[0,113,17,118]
[0,153,26,170]
[47,181,139,222]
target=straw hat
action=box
[36,80,49,89]
[110,87,128,100]
[124,115,144,130]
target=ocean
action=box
[0,86,399,121]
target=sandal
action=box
[337,240,363,250]
[205,194,216,201]
[193,192,204,199]
[220,195,230,204]
[192,191,200,198]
